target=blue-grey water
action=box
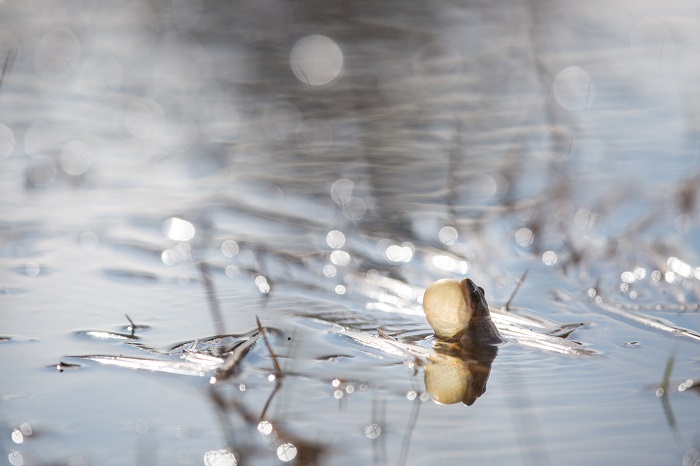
[2,1,700,465]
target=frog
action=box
[422,278,502,346]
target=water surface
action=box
[2,1,700,465]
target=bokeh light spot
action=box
[163,217,195,241]
[26,156,57,187]
[8,450,23,466]
[221,240,239,257]
[60,140,91,175]
[290,35,343,86]
[296,119,333,155]
[330,250,351,266]
[11,429,23,444]
[438,226,458,245]
[364,423,382,439]
[124,98,165,139]
[276,443,297,462]
[34,29,81,78]
[203,449,237,466]
[515,228,533,247]
[326,230,345,249]
[553,66,595,111]
[330,179,354,206]
[78,53,124,99]
[542,250,558,266]
[263,101,301,141]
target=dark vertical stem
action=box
[196,256,225,335]
[397,396,421,466]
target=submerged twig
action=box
[0,43,17,96]
[196,257,226,335]
[256,316,282,378]
[256,316,284,420]
[125,313,137,337]
[505,270,529,311]
[659,346,684,446]
[397,395,421,466]
[594,299,700,343]
[214,333,261,381]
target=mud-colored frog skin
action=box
[423,278,502,345]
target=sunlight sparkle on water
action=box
[60,140,91,175]
[542,251,557,266]
[290,35,343,86]
[365,423,382,439]
[515,228,534,247]
[553,66,595,111]
[385,243,414,263]
[326,230,346,249]
[330,179,353,205]
[11,429,22,444]
[438,226,458,245]
[203,449,237,466]
[330,250,351,266]
[667,257,694,279]
[263,101,301,140]
[297,119,333,155]
[430,254,468,274]
[8,450,23,466]
[621,271,636,283]
[255,276,270,293]
[80,231,99,250]
[163,217,195,241]
[258,421,274,435]
[124,98,164,139]
[277,443,297,462]
[221,240,239,257]
[35,28,81,78]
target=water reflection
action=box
[424,339,498,406]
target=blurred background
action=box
[2,1,700,465]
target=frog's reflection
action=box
[424,340,498,406]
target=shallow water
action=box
[2,1,700,465]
